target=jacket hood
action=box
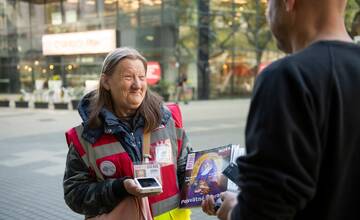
[78,91,93,126]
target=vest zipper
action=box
[131,132,141,161]
[131,132,135,143]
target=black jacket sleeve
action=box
[63,145,131,217]
[232,61,322,219]
[177,128,192,191]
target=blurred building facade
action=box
[0,0,359,99]
[0,0,179,97]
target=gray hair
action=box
[88,47,163,132]
[101,47,148,76]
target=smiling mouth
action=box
[129,92,142,96]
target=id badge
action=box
[133,162,162,184]
[155,139,173,164]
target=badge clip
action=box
[143,153,152,163]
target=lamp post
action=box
[197,0,210,100]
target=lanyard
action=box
[143,132,151,163]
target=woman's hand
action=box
[123,179,161,197]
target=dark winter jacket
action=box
[232,41,360,220]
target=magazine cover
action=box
[179,144,238,208]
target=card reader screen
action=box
[137,178,160,187]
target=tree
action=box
[242,0,272,74]
[174,0,198,63]
[174,0,275,98]
[345,0,360,37]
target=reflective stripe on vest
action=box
[66,126,90,169]
[165,104,183,157]
[175,127,183,156]
[74,126,108,180]
[151,193,180,217]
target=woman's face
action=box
[103,58,147,116]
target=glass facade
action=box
[0,0,359,99]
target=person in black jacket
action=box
[202,0,360,219]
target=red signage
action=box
[146,61,161,85]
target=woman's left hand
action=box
[124,179,141,196]
[123,179,161,197]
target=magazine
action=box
[179,144,245,208]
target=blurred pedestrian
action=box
[202,0,360,219]
[175,72,189,104]
[63,47,192,220]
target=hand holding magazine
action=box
[179,144,245,208]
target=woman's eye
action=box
[139,75,146,80]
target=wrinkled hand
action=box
[201,192,238,219]
[123,179,161,197]
[217,192,238,220]
[201,194,217,216]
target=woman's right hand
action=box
[123,179,161,197]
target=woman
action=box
[63,47,191,220]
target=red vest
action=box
[65,103,184,217]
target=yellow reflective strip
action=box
[170,208,191,220]
[151,193,180,217]
[153,208,191,220]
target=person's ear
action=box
[101,74,111,91]
[283,0,295,12]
